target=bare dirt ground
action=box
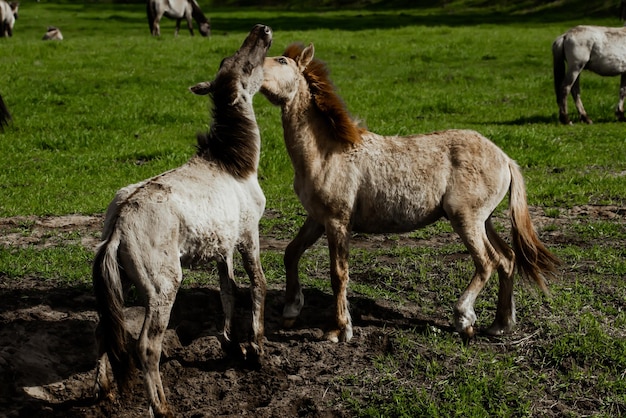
[0,205,623,417]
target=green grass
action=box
[0,3,624,218]
[0,1,625,417]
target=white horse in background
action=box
[42,26,63,41]
[92,24,272,418]
[146,0,210,37]
[0,0,18,37]
[553,25,626,124]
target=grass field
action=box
[0,1,625,417]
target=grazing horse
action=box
[0,93,10,130]
[260,43,560,343]
[92,24,272,418]
[0,0,18,37]
[42,26,63,41]
[553,25,626,124]
[147,0,210,37]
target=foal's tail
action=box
[552,34,566,104]
[508,161,560,293]
[93,228,132,390]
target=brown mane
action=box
[283,43,363,145]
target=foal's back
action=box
[349,129,511,233]
[108,156,264,267]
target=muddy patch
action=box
[0,205,624,417]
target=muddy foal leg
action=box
[324,219,353,343]
[239,235,267,359]
[138,288,179,418]
[282,216,324,327]
[485,219,517,336]
[451,218,500,341]
[217,255,236,349]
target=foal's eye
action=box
[277,57,287,65]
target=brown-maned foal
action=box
[260,43,560,343]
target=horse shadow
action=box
[2,278,452,415]
[493,114,557,125]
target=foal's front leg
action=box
[216,255,236,348]
[239,235,267,359]
[325,218,353,343]
[283,216,324,326]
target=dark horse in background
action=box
[147,0,210,37]
[0,94,10,130]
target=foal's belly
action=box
[351,203,446,234]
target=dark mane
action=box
[196,88,258,179]
[190,0,209,23]
[283,43,363,145]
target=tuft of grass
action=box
[0,245,93,283]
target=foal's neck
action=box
[198,99,260,179]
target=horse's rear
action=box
[352,129,556,338]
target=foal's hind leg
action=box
[137,275,181,418]
[450,218,499,340]
[485,219,517,336]
[93,324,114,401]
[283,216,324,326]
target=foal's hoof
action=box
[282,317,297,328]
[460,325,475,344]
[485,321,515,337]
[558,114,571,125]
[239,342,263,366]
[324,325,353,343]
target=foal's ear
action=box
[189,81,213,96]
[297,43,315,70]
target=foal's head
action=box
[188,24,273,178]
[261,42,362,145]
[190,24,272,106]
